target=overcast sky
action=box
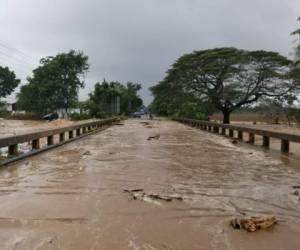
[0,0,299,105]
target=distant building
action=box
[0,103,12,112]
[0,103,14,112]
[110,96,120,114]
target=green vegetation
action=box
[15,51,142,119]
[85,80,143,118]
[17,50,89,115]
[2,17,300,123]
[0,110,11,118]
[149,80,214,120]
[151,47,300,123]
[0,66,20,102]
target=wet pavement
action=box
[0,119,300,249]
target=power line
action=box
[0,43,36,68]
[0,49,34,66]
[0,39,36,62]
[0,54,33,75]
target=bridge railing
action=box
[174,118,300,153]
[0,118,117,158]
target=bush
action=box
[174,102,208,120]
[0,110,11,118]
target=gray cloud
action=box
[0,0,299,105]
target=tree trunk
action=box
[222,110,231,124]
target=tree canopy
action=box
[0,66,20,102]
[152,47,300,123]
[150,78,214,120]
[17,50,89,115]
[86,80,143,118]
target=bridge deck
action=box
[0,119,299,249]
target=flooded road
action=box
[0,119,300,249]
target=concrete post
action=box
[214,126,219,133]
[238,131,243,140]
[221,128,226,135]
[249,133,255,144]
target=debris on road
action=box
[230,216,277,232]
[139,121,155,128]
[147,193,183,202]
[83,150,92,156]
[231,140,238,144]
[292,186,300,189]
[124,189,144,193]
[147,134,160,141]
[123,189,183,203]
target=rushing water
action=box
[0,119,299,249]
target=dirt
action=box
[0,119,300,249]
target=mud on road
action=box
[0,119,300,249]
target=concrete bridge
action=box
[0,119,300,249]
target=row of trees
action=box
[0,50,143,118]
[82,80,143,118]
[150,18,300,124]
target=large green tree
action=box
[121,82,143,115]
[86,80,143,118]
[150,78,214,119]
[0,66,20,103]
[18,50,89,115]
[155,47,299,123]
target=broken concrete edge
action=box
[0,118,119,168]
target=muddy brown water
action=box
[0,119,300,249]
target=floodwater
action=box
[0,119,77,138]
[0,119,300,250]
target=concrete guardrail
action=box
[175,118,299,153]
[0,118,117,166]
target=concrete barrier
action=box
[175,118,299,153]
[0,118,117,165]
